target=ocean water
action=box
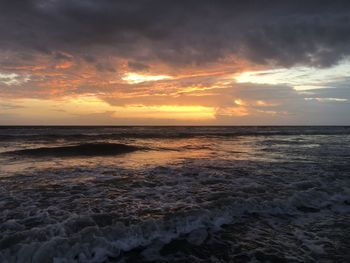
[0,126,349,263]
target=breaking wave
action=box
[0,185,348,262]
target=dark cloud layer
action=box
[1,0,350,67]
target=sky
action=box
[0,0,350,125]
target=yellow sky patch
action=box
[0,96,216,121]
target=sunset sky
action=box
[1,0,350,125]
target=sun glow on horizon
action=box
[0,96,216,124]
[112,105,215,120]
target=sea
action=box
[0,126,349,262]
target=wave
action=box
[3,143,140,157]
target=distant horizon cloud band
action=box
[0,0,350,125]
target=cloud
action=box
[1,1,350,124]
[1,0,350,68]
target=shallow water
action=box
[0,126,349,262]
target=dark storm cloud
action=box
[1,0,350,67]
